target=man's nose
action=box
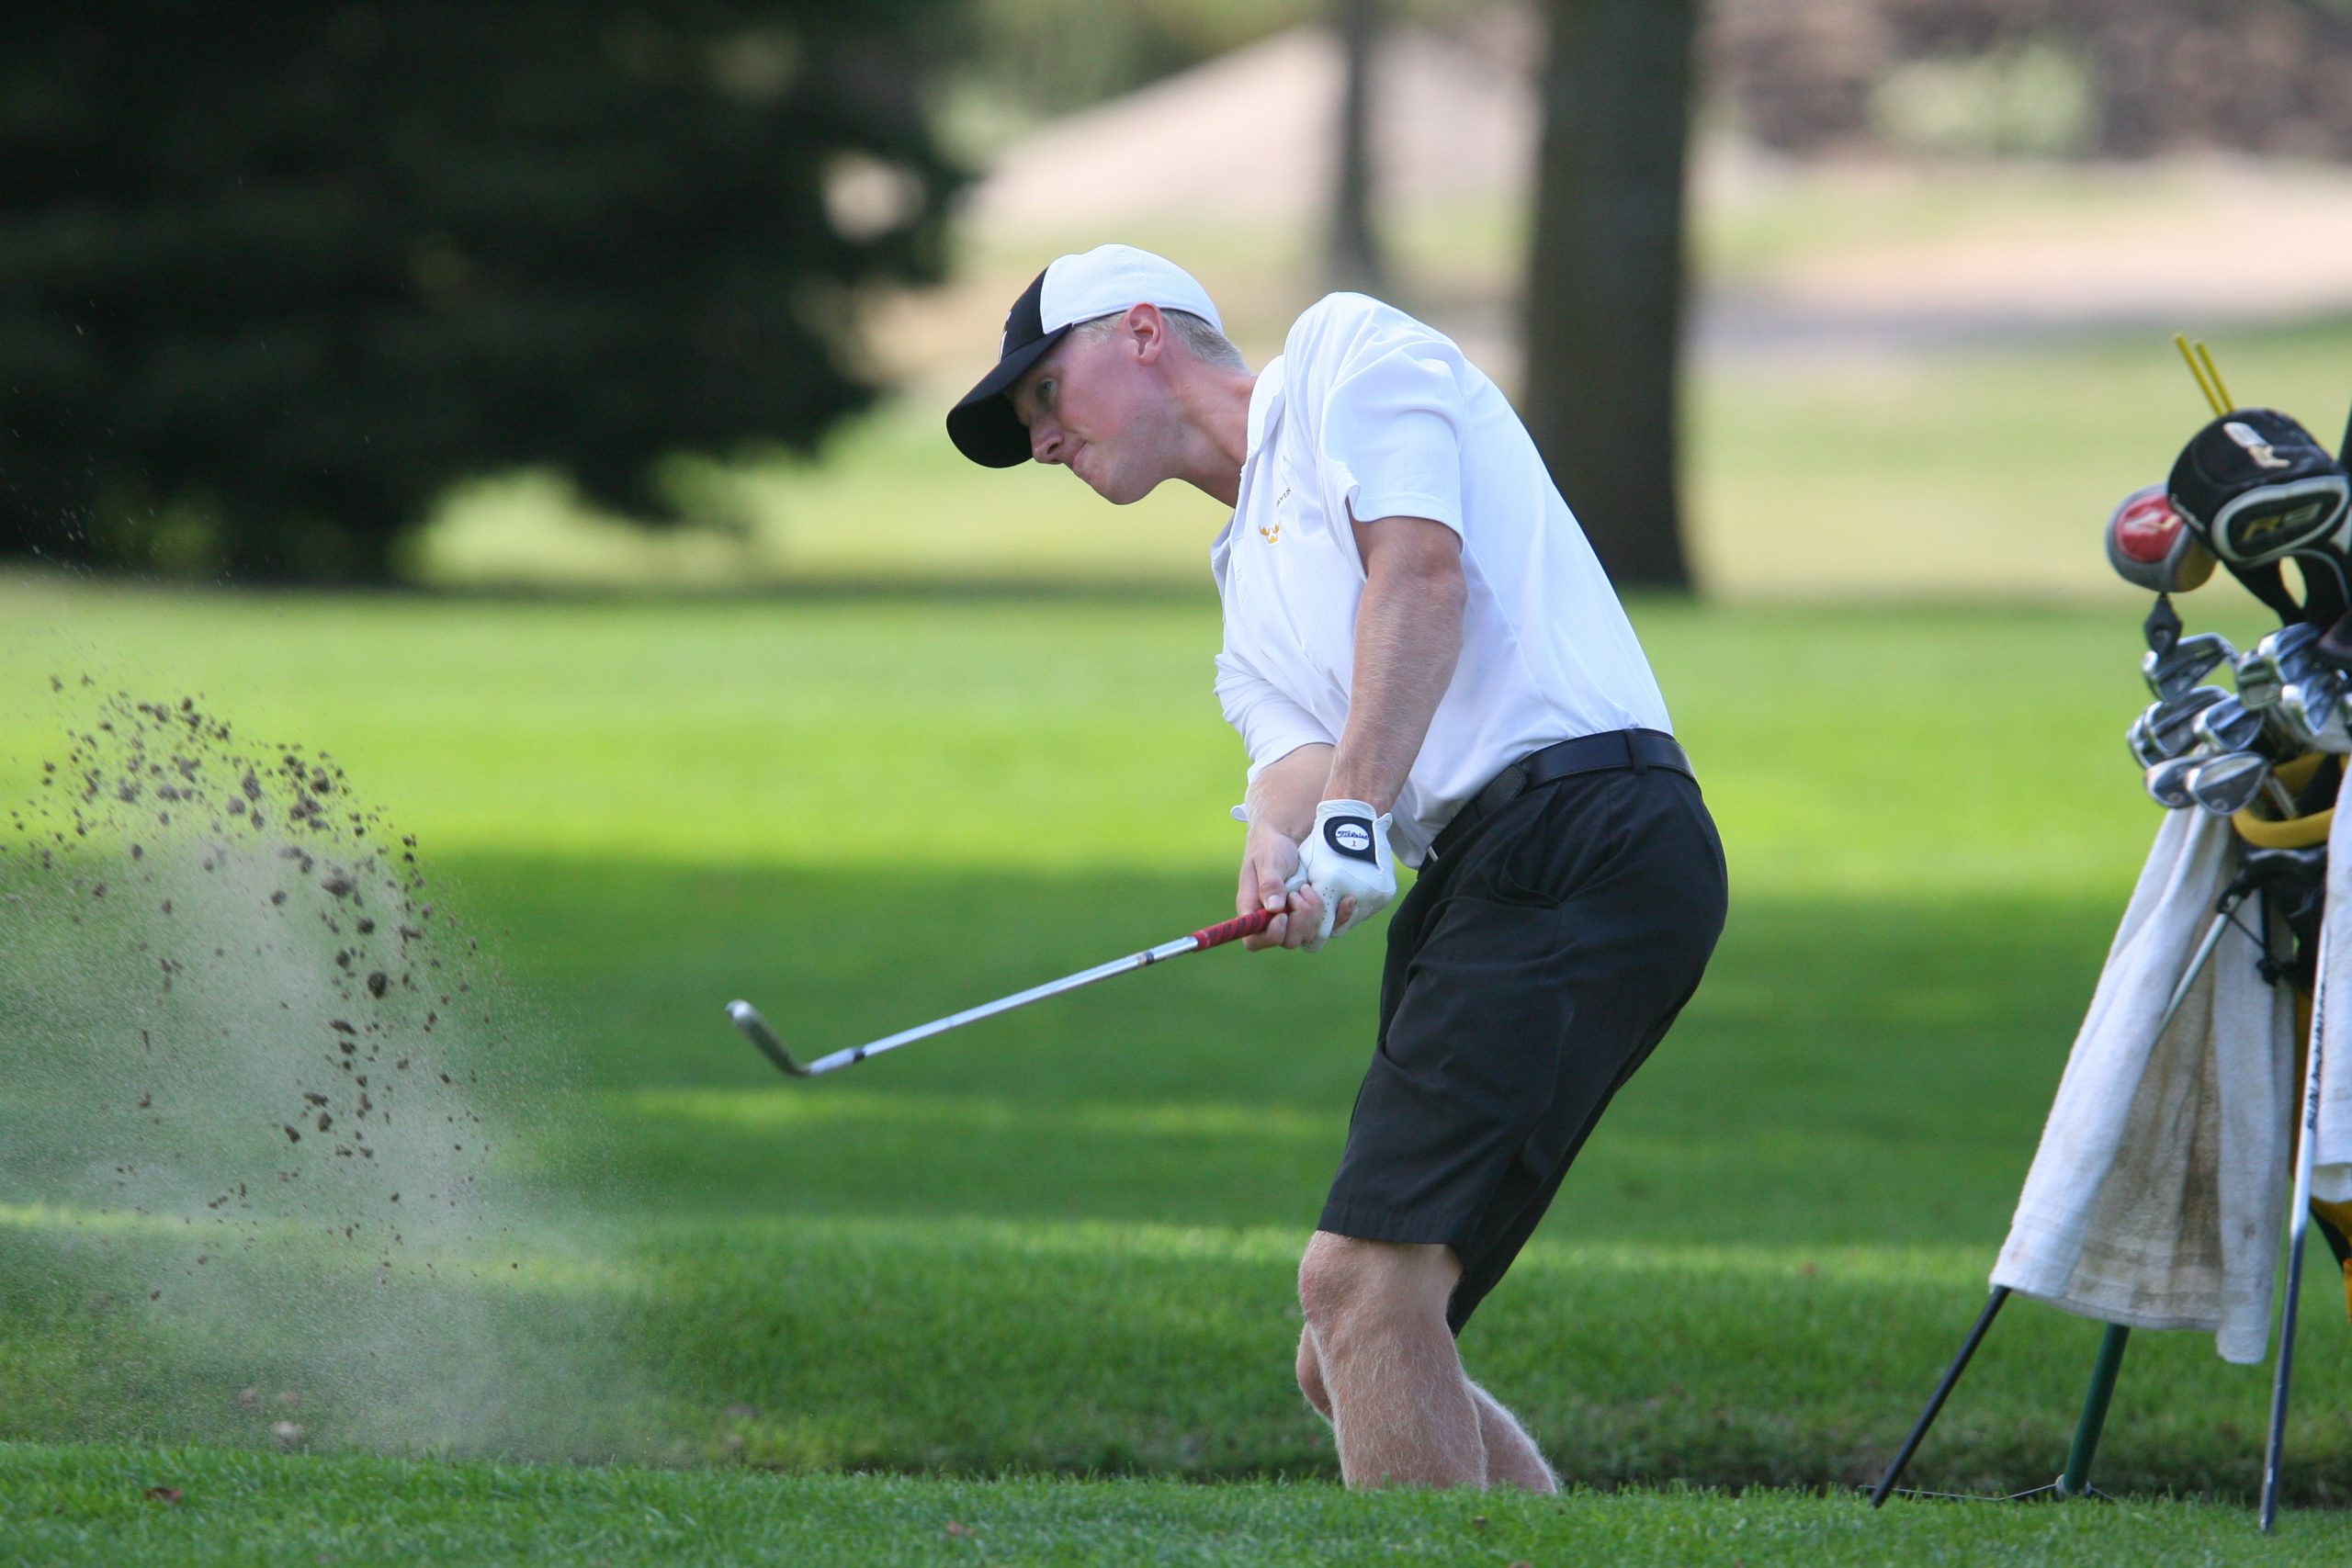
[1029,420,1062,465]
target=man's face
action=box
[1009,312,1170,505]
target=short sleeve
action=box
[1214,646,1336,780]
[1317,336,1465,536]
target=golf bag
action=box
[1875,374,2352,1523]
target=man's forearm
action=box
[1245,741,1335,844]
[1326,523,1465,812]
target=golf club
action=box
[2144,633,2236,703]
[2262,926,2329,1534]
[2187,750,2276,817]
[2273,679,2350,756]
[2130,685,2229,766]
[2106,483,2217,595]
[2192,695,2266,755]
[727,907,1276,1079]
[2235,625,2324,712]
[2144,754,2201,809]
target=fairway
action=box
[6,577,2352,1557]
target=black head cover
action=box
[2169,409,2352,625]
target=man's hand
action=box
[1295,799,1396,945]
[1237,825,1329,951]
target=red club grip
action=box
[1190,908,1276,949]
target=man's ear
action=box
[1125,302,1165,367]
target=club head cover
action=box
[2107,484,2215,593]
[2169,408,2352,623]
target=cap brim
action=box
[945,328,1068,468]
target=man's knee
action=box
[1296,1232,1458,1344]
[1295,1329,1333,1420]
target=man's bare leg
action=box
[1470,1383,1558,1493]
[1296,1325,1558,1492]
[1295,1232,1485,1488]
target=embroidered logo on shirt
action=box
[1258,485,1292,543]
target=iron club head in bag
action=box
[2185,750,2275,815]
[2129,685,2229,765]
[2143,633,2236,702]
[2144,753,2203,808]
[2233,623,2325,711]
[2191,693,2266,753]
[2273,677,2351,755]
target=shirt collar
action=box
[1245,355,1286,460]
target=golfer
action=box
[947,244,1726,1490]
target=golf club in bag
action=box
[726,907,1274,1078]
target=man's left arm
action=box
[1298,514,1464,940]
[1328,514,1464,809]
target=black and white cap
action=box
[945,243,1224,468]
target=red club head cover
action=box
[2107,483,2215,593]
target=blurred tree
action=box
[0,4,959,581]
[1327,0,1387,291]
[1521,0,1700,591]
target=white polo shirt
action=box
[1211,292,1672,867]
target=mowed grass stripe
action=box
[7,1443,2352,1565]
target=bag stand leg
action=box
[2056,1324,2131,1496]
[1873,878,2252,1509]
[1870,1287,2009,1506]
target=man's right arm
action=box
[1238,741,1333,951]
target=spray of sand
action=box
[0,683,645,1458]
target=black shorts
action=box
[1317,762,1726,1333]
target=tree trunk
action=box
[1328,0,1385,291]
[1521,0,1699,591]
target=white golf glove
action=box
[1296,798,1395,947]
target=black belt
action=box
[1428,728,1694,864]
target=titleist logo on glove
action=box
[1298,798,1396,948]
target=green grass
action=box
[6,579,2352,1558]
[6,1444,2349,1566]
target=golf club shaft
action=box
[2153,893,2243,1040]
[2262,954,2327,1533]
[790,908,1273,1077]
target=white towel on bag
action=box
[2304,795,2352,1204]
[1991,805,2297,1364]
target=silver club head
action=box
[2142,685,2228,761]
[2191,694,2265,754]
[2244,624,2330,711]
[2276,677,2350,756]
[2143,633,2236,702]
[726,1000,810,1077]
[2234,650,2287,711]
[2187,750,2273,816]
[2144,754,2201,809]
[2255,622,2324,666]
